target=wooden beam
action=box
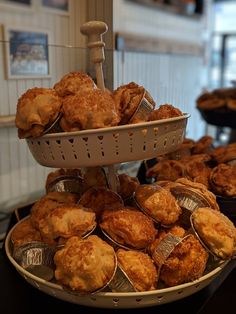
[115,32,203,56]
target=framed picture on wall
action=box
[4,26,51,79]
[0,0,34,12]
[41,0,69,15]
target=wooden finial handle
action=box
[80,21,108,64]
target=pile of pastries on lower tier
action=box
[14,71,184,139]
[10,164,236,294]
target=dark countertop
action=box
[0,245,236,314]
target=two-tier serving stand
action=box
[5,21,227,309]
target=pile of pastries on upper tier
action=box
[196,87,236,111]
[146,136,236,198]
[11,165,236,294]
[15,71,183,138]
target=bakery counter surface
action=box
[0,244,235,314]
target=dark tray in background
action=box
[198,107,236,128]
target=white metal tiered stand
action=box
[5,21,227,309]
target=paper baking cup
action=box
[43,112,63,135]
[13,241,58,281]
[129,92,154,124]
[46,175,84,195]
[108,265,136,292]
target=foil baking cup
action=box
[129,92,154,123]
[46,175,83,195]
[13,241,59,281]
[108,265,136,292]
[43,112,63,135]
[170,186,211,228]
[226,159,236,166]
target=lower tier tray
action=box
[5,217,228,309]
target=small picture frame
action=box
[41,0,70,15]
[4,25,51,79]
[0,0,34,12]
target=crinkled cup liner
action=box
[108,264,136,292]
[13,241,60,281]
[170,186,211,228]
[129,91,154,124]
[152,233,190,279]
[43,112,63,135]
[189,214,231,260]
[61,253,118,296]
[81,223,97,239]
[46,175,84,195]
[132,190,172,228]
[100,227,145,251]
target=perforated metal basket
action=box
[26,115,189,168]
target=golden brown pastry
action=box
[148,104,183,121]
[192,136,214,155]
[118,173,140,200]
[149,227,208,287]
[15,87,62,138]
[81,167,108,191]
[116,249,158,292]
[53,71,96,97]
[210,164,236,197]
[191,207,236,259]
[60,88,119,131]
[38,204,96,244]
[11,217,42,248]
[100,207,157,249]
[146,159,185,182]
[113,82,155,125]
[135,184,182,225]
[31,191,79,230]
[54,235,116,292]
[79,187,123,217]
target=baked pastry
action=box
[191,207,236,259]
[135,184,182,225]
[100,207,157,249]
[11,217,42,248]
[79,187,123,217]
[210,164,236,197]
[149,227,208,287]
[116,249,158,291]
[148,104,183,121]
[146,159,185,182]
[60,88,119,131]
[81,167,108,191]
[118,173,140,200]
[113,82,155,125]
[196,91,226,110]
[38,204,96,244]
[15,87,62,138]
[192,136,214,155]
[54,235,116,292]
[31,191,79,230]
[53,71,96,97]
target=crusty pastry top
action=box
[210,163,236,197]
[60,88,120,131]
[192,207,236,259]
[118,173,140,200]
[31,191,79,230]
[148,104,183,121]
[53,71,96,97]
[113,82,155,125]
[117,249,158,292]
[135,185,182,225]
[100,207,157,249]
[79,187,124,217]
[54,235,116,292]
[39,204,96,244]
[15,87,62,138]
[11,217,42,248]
[146,159,185,182]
